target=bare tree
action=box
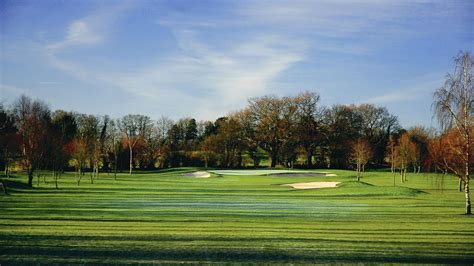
[386,135,396,186]
[12,95,51,187]
[118,114,152,175]
[433,51,473,215]
[395,133,412,183]
[351,138,373,181]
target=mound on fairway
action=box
[283,181,340,189]
[183,171,211,178]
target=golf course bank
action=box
[1,168,473,264]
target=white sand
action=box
[283,181,340,189]
[183,171,211,178]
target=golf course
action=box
[1,169,473,264]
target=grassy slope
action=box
[0,168,473,264]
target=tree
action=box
[50,110,77,188]
[0,104,19,178]
[185,118,198,143]
[293,91,321,168]
[430,130,466,191]
[407,126,432,173]
[99,115,111,173]
[324,105,363,168]
[105,120,120,179]
[433,51,473,215]
[200,135,217,168]
[234,109,262,167]
[12,95,51,187]
[248,95,297,168]
[118,114,152,174]
[199,115,246,168]
[74,114,100,184]
[155,116,173,168]
[351,138,373,181]
[386,135,396,186]
[356,104,399,165]
[394,133,413,183]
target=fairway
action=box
[1,169,474,264]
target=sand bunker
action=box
[283,181,340,189]
[183,171,211,178]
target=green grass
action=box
[1,168,473,264]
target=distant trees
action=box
[433,51,473,215]
[1,92,406,184]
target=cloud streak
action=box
[365,77,444,104]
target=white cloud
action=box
[45,4,135,55]
[46,20,103,53]
[105,26,306,119]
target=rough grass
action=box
[0,169,473,264]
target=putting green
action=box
[209,169,332,176]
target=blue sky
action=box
[1,0,472,128]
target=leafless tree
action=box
[351,138,372,181]
[12,95,51,187]
[433,51,473,214]
[118,114,152,175]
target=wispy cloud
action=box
[41,3,135,88]
[365,77,444,104]
[107,29,305,119]
[45,4,133,55]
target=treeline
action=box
[0,91,439,185]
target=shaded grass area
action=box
[1,169,474,264]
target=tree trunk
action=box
[54,171,58,189]
[129,145,133,175]
[27,169,33,187]
[307,153,313,169]
[459,177,463,192]
[36,170,40,186]
[4,162,9,178]
[465,178,471,215]
[393,170,396,186]
[270,153,277,168]
[114,155,118,180]
[357,163,360,182]
[465,152,471,215]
